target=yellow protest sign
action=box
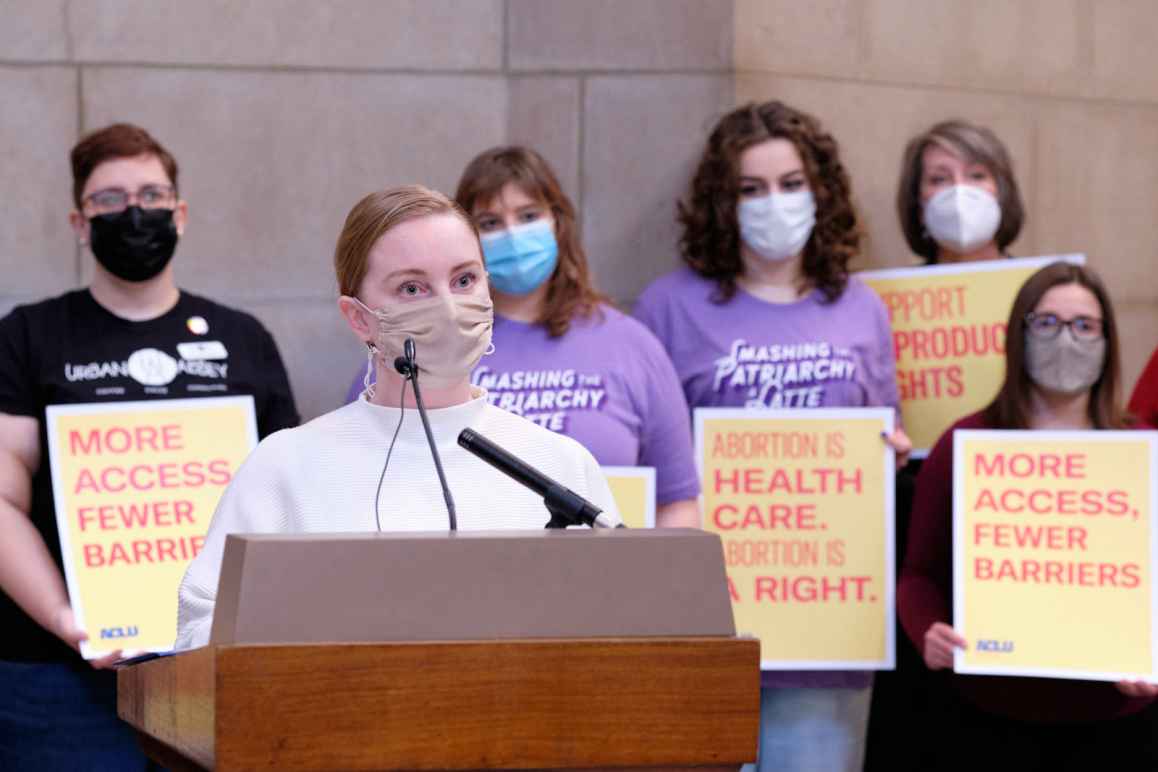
[696,408,895,669]
[603,466,656,528]
[860,255,1084,455]
[954,430,1158,681]
[46,397,257,658]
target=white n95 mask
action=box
[737,191,817,263]
[923,185,1001,254]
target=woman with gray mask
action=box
[898,262,1158,769]
[868,118,1028,771]
[174,185,619,650]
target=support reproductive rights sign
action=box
[46,396,257,658]
[954,431,1158,681]
[861,255,1084,457]
[696,408,895,669]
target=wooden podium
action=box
[118,530,760,770]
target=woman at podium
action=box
[176,185,619,649]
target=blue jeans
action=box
[0,660,156,771]
[744,685,873,772]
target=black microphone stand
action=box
[543,485,601,529]
[457,428,623,530]
[395,339,457,531]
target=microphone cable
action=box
[372,377,408,532]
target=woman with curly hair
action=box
[635,100,910,771]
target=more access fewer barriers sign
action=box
[954,430,1158,681]
[696,408,895,669]
[860,255,1084,456]
[46,396,257,658]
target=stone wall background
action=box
[0,0,731,419]
[735,0,1158,393]
[4,1,1156,417]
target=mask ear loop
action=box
[363,344,378,400]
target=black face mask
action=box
[88,206,179,282]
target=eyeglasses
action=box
[84,185,176,214]
[1024,312,1104,341]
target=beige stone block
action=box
[0,0,69,61]
[1117,303,1158,401]
[861,0,1092,98]
[508,0,731,72]
[1093,0,1158,103]
[582,75,732,305]
[1034,102,1158,305]
[508,77,581,204]
[71,0,502,70]
[735,74,1037,272]
[81,68,506,300]
[244,299,366,421]
[734,0,862,79]
[0,66,80,296]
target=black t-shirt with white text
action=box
[0,289,299,662]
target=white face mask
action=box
[737,190,816,263]
[922,185,1001,254]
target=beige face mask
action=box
[354,294,494,390]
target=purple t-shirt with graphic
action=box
[471,306,699,505]
[635,267,899,690]
[344,306,700,506]
[634,268,899,413]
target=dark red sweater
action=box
[1129,346,1158,430]
[898,411,1154,723]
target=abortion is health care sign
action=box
[954,430,1158,681]
[860,254,1084,457]
[696,408,895,669]
[46,396,257,658]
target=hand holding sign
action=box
[923,621,967,671]
[883,428,913,469]
[52,605,123,669]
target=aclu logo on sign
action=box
[100,625,139,640]
[976,639,1014,653]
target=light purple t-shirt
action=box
[344,306,700,506]
[635,267,899,690]
[470,306,699,506]
[634,268,899,413]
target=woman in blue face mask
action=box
[451,146,701,529]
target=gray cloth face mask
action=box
[1024,329,1106,395]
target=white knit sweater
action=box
[175,390,619,649]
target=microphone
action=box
[392,338,418,377]
[394,337,457,530]
[458,428,623,529]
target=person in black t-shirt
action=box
[0,123,299,769]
